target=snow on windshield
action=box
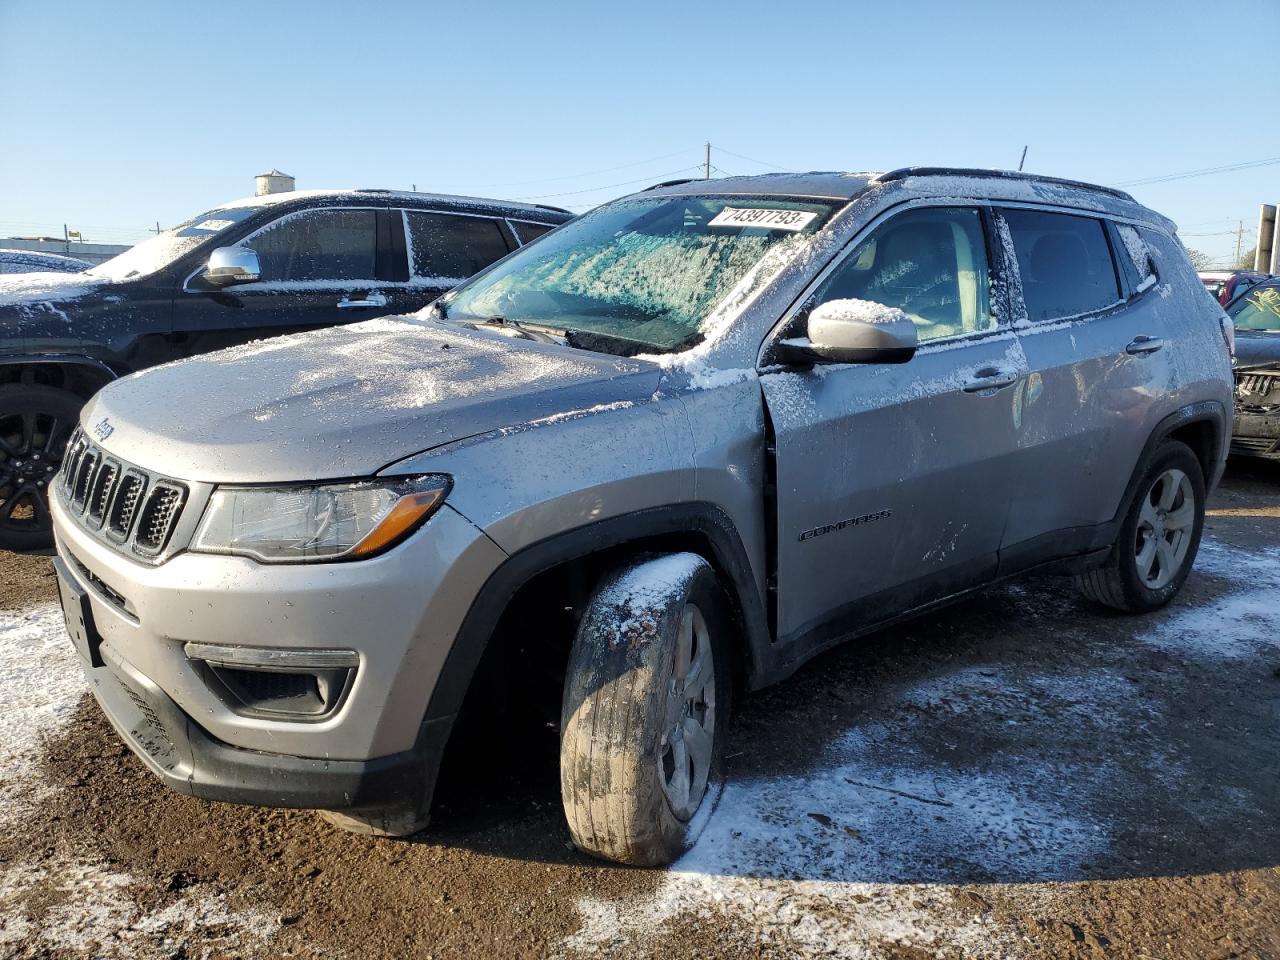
[87,206,260,282]
[444,196,836,355]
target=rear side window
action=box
[245,209,378,283]
[406,213,510,281]
[511,221,556,244]
[1002,210,1121,322]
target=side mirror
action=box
[777,299,918,365]
[203,246,261,286]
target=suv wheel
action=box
[1077,439,1206,613]
[560,553,729,866]
[0,384,83,552]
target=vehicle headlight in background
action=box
[191,475,451,563]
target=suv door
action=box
[996,208,1171,569]
[173,207,397,356]
[378,210,516,316]
[760,205,1027,648]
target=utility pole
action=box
[704,142,711,180]
[63,223,68,254]
[152,221,161,235]
[1018,146,1028,172]
[1236,220,1244,266]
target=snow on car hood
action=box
[83,316,659,483]
[0,270,107,308]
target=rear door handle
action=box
[962,367,1020,393]
[1125,335,1164,355]
[336,292,388,310]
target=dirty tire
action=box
[1077,439,1205,613]
[560,553,730,866]
[0,383,83,552]
[319,806,428,838]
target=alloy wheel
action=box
[1134,467,1195,590]
[0,409,70,538]
[658,602,716,821]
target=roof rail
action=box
[873,167,1134,202]
[533,203,574,215]
[643,178,698,192]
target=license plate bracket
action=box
[53,557,104,668]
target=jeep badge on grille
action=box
[93,418,114,441]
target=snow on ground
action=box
[561,535,1280,958]
[3,533,1276,958]
[0,604,278,958]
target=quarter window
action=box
[1002,210,1120,321]
[244,209,377,283]
[406,213,510,281]
[1114,223,1155,290]
[511,221,556,244]
[811,207,994,342]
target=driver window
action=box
[243,209,377,283]
[813,207,993,342]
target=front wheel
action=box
[1077,439,1206,613]
[0,384,83,552]
[560,553,730,866]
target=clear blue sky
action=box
[2,0,1277,265]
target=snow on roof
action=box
[215,188,570,217]
[640,168,1173,231]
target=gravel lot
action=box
[1,460,1278,959]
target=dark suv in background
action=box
[1227,276,1280,460]
[0,189,571,549]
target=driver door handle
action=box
[336,292,388,310]
[1126,335,1164,355]
[962,367,1020,393]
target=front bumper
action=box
[51,483,507,807]
[1230,410,1280,458]
[69,605,449,808]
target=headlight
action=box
[191,475,451,563]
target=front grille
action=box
[86,460,119,527]
[1236,371,1280,411]
[134,483,185,555]
[59,429,187,560]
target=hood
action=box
[84,316,660,483]
[1233,330,1280,371]
[0,270,108,309]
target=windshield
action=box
[1229,283,1280,332]
[87,206,261,281]
[440,195,838,355]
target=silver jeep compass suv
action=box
[50,168,1234,866]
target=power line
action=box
[453,148,694,190]
[515,165,704,201]
[713,145,789,171]
[1117,156,1280,187]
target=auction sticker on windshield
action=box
[708,207,818,232]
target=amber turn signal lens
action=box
[348,487,449,559]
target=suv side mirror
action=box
[776,299,918,365]
[204,246,261,286]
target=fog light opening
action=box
[184,643,358,720]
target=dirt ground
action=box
[1,460,1278,959]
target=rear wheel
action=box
[0,384,83,552]
[1077,440,1205,613]
[560,553,729,866]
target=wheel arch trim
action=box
[422,502,772,724]
[1118,400,1227,522]
[2,354,124,383]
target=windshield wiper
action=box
[481,315,568,344]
